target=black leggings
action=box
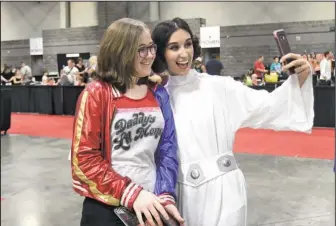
[80,197,124,226]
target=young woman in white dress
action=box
[150,18,314,226]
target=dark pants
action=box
[80,197,124,226]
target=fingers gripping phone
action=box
[273,29,296,74]
[114,206,179,226]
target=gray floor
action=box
[1,134,335,226]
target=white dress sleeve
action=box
[216,72,314,134]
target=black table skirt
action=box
[0,88,12,132]
[313,87,335,128]
[6,86,84,116]
[1,85,335,128]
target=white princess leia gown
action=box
[165,69,314,226]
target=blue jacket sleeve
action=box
[153,85,179,205]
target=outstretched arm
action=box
[215,53,314,133]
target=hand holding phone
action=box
[273,29,296,74]
[114,206,180,226]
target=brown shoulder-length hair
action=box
[96,18,149,93]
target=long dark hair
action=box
[151,17,201,74]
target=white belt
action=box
[177,153,238,188]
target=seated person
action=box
[243,74,252,86]
[56,70,68,86]
[251,73,260,86]
[242,69,254,86]
[47,77,55,86]
[245,68,261,86]
[9,69,23,85]
[42,72,49,85]
[75,72,88,86]
[270,56,281,75]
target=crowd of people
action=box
[1,62,33,85]
[0,56,98,87]
[147,50,335,88]
[50,56,97,86]
[1,48,333,89]
[240,51,335,86]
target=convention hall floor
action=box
[1,134,334,226]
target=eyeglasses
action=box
[138,44,157,58]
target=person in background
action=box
[319,50,333,81]
[193,57,206,73]
[46,77,56,85]
[253,55,268,79]
[270,56,281,75]
[205,59,224,76]
[88,70,98,82]
[56,69,72,86]
[82,71,90,84]
[86,56,97,72]
[85,56,98,82]
[314,53,323,75]
[75,72,89,86]
[307,54,313,64]
[9,68,23,85]
[63,59,79,85]
[75,74,86,86]
[20,62,32,85]
[151,17,313,226]
[242,69,254,86]
[251,73,260,85]
[41,71,49,85]
[71,18,183,226]
[243,74,252,86]
[76,57,86,74]
[308,54,317,75]
[2,64,14,82]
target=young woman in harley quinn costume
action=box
[70,18,184,226]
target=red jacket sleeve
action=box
[71,84,142,208]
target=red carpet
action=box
[234,128,334,160]
[7,113,334,160]
[9,113,74,139]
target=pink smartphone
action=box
[273,29,295,74]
